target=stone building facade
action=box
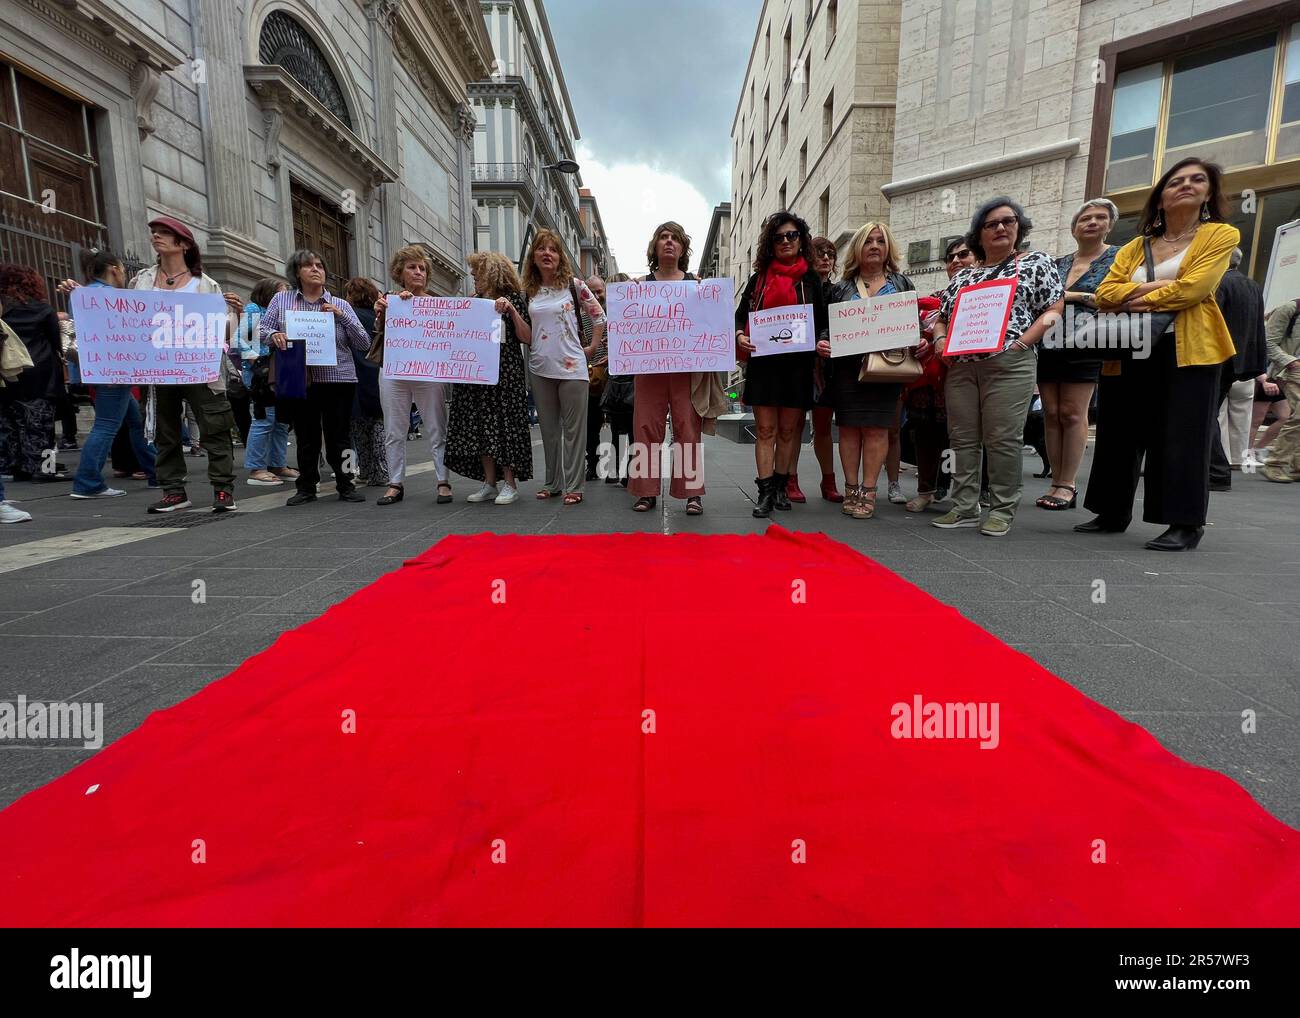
[885,0,1300,291]
[0,0,493,299]
[577,187,616,280]
[728,0,900,295]
[698,202,733,281]
[468,0,586,269]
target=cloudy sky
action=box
[547,0,763,276]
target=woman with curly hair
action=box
[735,211,827,517]
[0,264,66,484]
[506,229,605,505]
[373,245,451,506]
[445,251,533,504]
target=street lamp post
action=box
[517,160,581,270]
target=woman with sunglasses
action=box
[735,212,827,518]
[929,197,1064,537]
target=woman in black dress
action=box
[816,223,917,519]
[1036,198,1119,510]
[445,251,533,504]
[735,211,826,518]
[0,265,66,482]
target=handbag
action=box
[365,316,384,367]
[1063,238,1176,360]
[854,277,923,383]
[0,319,34,384]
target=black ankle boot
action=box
[772,472,792,511]
[1145,525,1203,551]
[753,476,777,518]
[1074,515,1128,534]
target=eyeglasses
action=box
[774,230,801,242]
[945,250,971,262]
[981,216,1018,232]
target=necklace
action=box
[164,268,190,287]
[1163,222,1200,245]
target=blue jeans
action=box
[73,386,156,494]
[244,406,289,470]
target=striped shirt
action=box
[258,288,371,383]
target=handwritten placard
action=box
[286,311,336,366]
[606,277,735,374]
[945,277,1017,356]
[828,291,920,356]
[748,303,814,358]
[382,296,501,384]
[70,286,227,385]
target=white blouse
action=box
[527,279,606,381]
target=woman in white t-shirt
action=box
[502,229,606,504]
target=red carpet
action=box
[1,526,1297,926]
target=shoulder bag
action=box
[856,277,923,383]
[1065,239,1176,361]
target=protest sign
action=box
[944,277,1017,356]
[71,286,227,385]
[606,277,735,374]
[747,303,815,357]
[828,291,920,356]
[382,296,501,384]
[287,311,336,366]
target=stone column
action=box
[191,0,278,289]
[456,102,477,294]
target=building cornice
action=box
[881,138,1082,200]
[245,65,399,191]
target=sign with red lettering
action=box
[945,277,1017,356]
[381,296,501,384]
[606,277,735,374]
[70,286,228,385]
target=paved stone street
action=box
[2,416,1297,826]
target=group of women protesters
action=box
[3,154,1241,552]
[728,154,1239,551]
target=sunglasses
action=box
[981,216,1019,232]
[945,250,971,262]
[774,230,802,243]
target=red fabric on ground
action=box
[1,526,1297,926]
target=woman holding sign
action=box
[1078,159,1238,551]
[735,212,826,518]
[373,245,453,507]
[817,223,916,520]
[261,249,373,506]
[444,251,533,504]
[628,222,707,515]
[512,229,606,505]
[929,197,1064,537]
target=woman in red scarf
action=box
[735,212,827,517]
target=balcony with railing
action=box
[471,162,541,188]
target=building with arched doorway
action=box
[0,0,493,299]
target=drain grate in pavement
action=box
[127,511,236,529]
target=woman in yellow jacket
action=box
[1076,158,1238,551]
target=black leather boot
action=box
[752,476,777,518]
[1145,525,1203,551]
[772,472,792,511]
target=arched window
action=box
[259,11,352,129]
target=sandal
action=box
[376,484,404,506]
[1038,483,1077,510]
[436,482,453,505]
[905,492,935,513]
[563,492,584,505]
[535,489,560,500]
[685,496,703,515]
[853,486,877,520]
[840,484,859,517]
[632,496,657,512]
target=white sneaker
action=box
[0,502,32,523]
[467,482,499,503]
[494,484,519,505]
[887,481,906,504]
[70,487,126,499]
